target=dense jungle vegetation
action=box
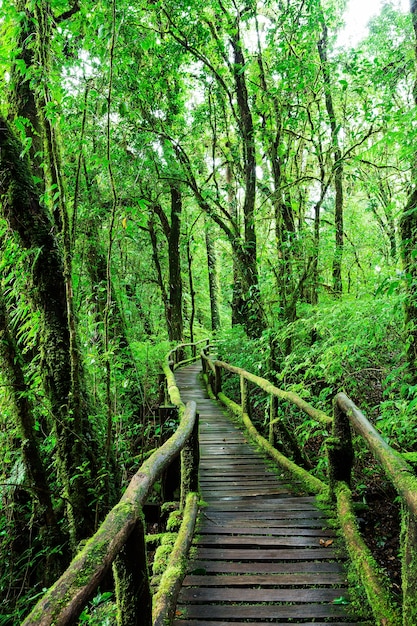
[1,0,417,622]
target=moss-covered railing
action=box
[21,342,204,626]
[201,349,417,626]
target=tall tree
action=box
[317,3,344,296]
[0,117,100,545]
[400,0,417,381]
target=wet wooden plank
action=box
[187,560,345,574]
[174,622,369,626]
[199,508,330,520]
[179,587,349,602]
[194,547,339,560]
[203,490,294,498]
[182,573,346,586]
[207,502,329,511]
[194,534,336,548]
[175,604,352,619]
[198,516,331,528]
[197,524,335,536]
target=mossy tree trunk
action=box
[151,185,184,342]
[400,1,417,383]
[0,291,68,582]
[317,5,344,296]
[7,0,44,187]
[0,118,100,545]
[204,218,221,332]
[230,21,266,339]
[168,184,184,342]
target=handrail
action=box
[22,340,206,626]
[201,348,414,626]
[335,392,417,517]
[334,393,417,625]
[213,357,332,426]
[167,339,210,369]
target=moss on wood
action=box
[335,481,401,626]
[21,399,198,625]
[401,507,417,625]
[214,358,332,426]
[152,493,199,626]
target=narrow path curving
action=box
[173,362,370,625]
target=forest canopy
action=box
[1,0,417,622]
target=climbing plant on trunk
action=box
[0,117,101,546]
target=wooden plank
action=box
[197,516,330,528]
[203,490,293,498]
[201,482,291,489]
[186,560,345,574]
[194,535,337,548]
[175,622,368,626]
[194,548,339,560]
[201,471,284,476]
[182,573,346,586]
[202,480,290,485]
[179,587,349,602]
[197,525,335,537]
[205,495,318,504]
[199,473,284,479]
[175,604,352,619]
[201,510,330,520]
[201,487,291,494]
[207,502,326,511]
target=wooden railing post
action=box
[240,375,253,419]
[113,514,152,626]
[269,394,278,445]
[327,398,354,496]
[158,373,167,405]
[214,363,222,396]
[181,412,200,509]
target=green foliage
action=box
[78,591,116,625]
[216,295,415,458]
[1,0,417,619]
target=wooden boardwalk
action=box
[173,363,369,625]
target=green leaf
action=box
[332,596,350,605]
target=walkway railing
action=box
[21,342,204,626]
[201,347,417,626]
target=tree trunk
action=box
[0,118,99,545]
[168,184,184,342]
[317,8,344,296]
[0,291,68,583]
[148,214,171,331]
[205,219,221,332]
[187,237,196,344]
[401,1,417,382]
[7,0,44,187]
[230,24,266,338]
[400,189,417,381]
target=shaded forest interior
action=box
[2,0,417,623]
